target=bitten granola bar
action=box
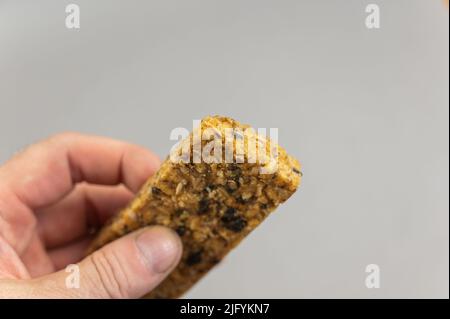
[87,116,301,298]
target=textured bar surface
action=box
[87,116,301,298]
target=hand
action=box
[0,132,182,298]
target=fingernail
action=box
[135,227,181,274]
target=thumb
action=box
[5,226,182,298]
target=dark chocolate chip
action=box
[151,187,163,196]
[175,209,184,216]
[175,226,186,236]
[221,207,237,223]
[225,187,234,194]
[236,197,247,204]
[210,257,222,265]
[224,216,247,232]
[260,203,268,210]
[225,180,239,193]
[186,250,203,266]
[292,168,302,176]
[221,210,247,232]
[229,165,242,177]
[198,199,210,214]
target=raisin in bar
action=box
[87,116,302,298]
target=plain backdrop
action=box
[0,0,448,298]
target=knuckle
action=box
[0,190,37,253]
[18,212,38,244]
[89,249,130,299]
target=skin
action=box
[0,132,182,298]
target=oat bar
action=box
[87,116,302,298]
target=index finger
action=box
[0,132,160,210]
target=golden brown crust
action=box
[87,116,301,298]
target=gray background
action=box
[0,0,448,298]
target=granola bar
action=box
[87,116,302,298]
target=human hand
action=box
[0,133,182,298]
